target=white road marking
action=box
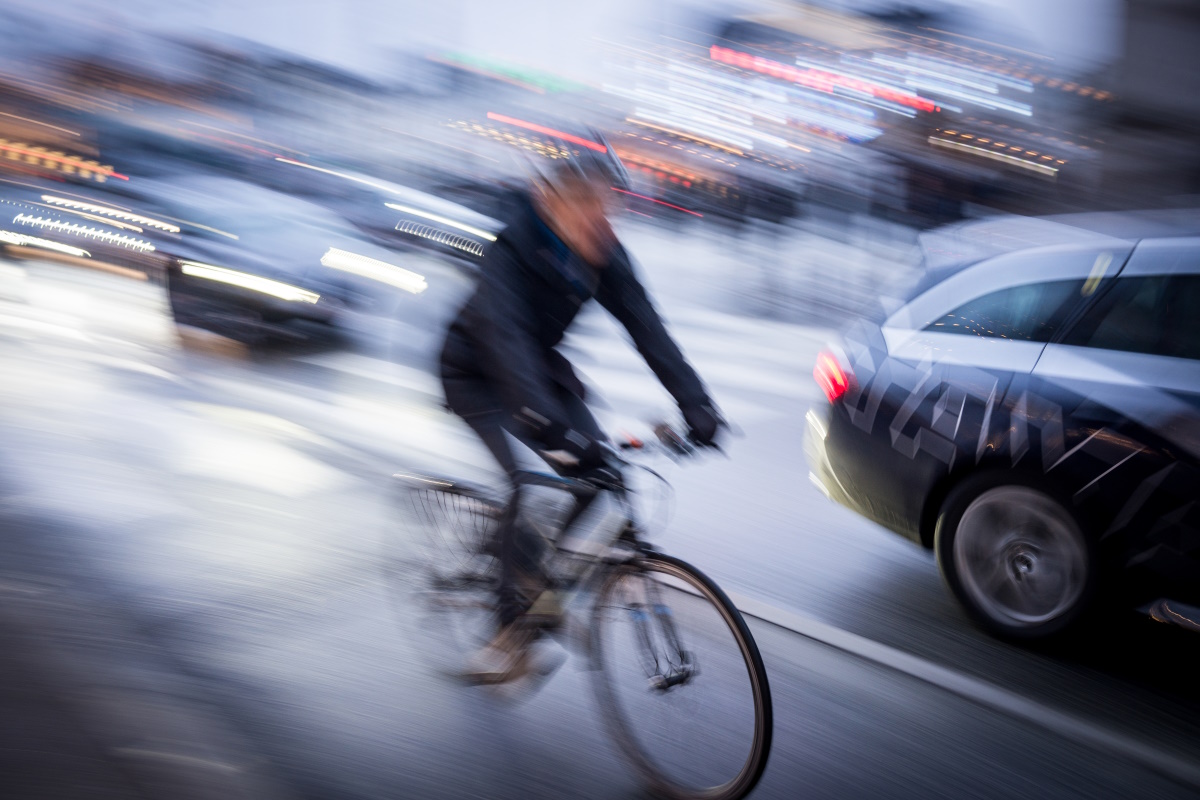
[729,591,1200,792]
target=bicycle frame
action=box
[513,463,691,682]
[514,468,644,589]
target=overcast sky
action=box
[7,0,1125,81]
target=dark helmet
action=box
[527,126,630,193]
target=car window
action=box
[890,243,1130,333]
[1062,275,1200,360]
[923,279,1086,342]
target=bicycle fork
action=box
[627,576,696,692]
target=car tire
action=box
[935,474,1097,640]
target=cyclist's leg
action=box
[559,382,605,442]
[547,386,605,538]
[441,372,543,628]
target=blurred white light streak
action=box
[40,196,180,232]
[0,111,80,136]
[277,158,401,195]
[319,247,427,294]
[395,221,484,257]
[278,158,495,239]
[171,218,239,240]
[613,84,755,127]
[384,203,495,241]
[34,203,143,232]
[625,118,744,154]
[632,111,756,151]
[180,261,320,303]
[905,81,1033,116]
[928,137,1058,177]
[788,109,882,142]
[870,55,999,94]
[899,53,1034,93]
[12,215,155,251]
[0,229,90,257]
[665,62,785,101]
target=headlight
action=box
[178,261,320,304]
[319,247,427,294]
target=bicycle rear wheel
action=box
[590,552,772,800]
[386,473,502,677]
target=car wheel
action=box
[935,476,1096,640]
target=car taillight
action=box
[814,351,851,403]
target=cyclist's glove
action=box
[681,403,721,446]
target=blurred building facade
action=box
[1097,0,1200,206]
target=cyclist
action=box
[439,136,722,680]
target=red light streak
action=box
[814,351,851,403]
[612,188,702,217]
[485,113,607,152]
[709,45,937,114]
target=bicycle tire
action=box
[590,552,772,800]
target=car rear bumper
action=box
[805,404,858,511]
[805,400,932,546]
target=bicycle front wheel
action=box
[591,553,772,800]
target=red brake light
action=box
[814,351,850,403]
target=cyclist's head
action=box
[530,136,628,266]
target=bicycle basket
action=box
[393,473,503,581]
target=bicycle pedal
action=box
[526,589,562,616]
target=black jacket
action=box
[440,191,709,445]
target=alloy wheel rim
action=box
[954,487,1088,628]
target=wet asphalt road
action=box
[0,231,1198,800]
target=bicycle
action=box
[387,424,773,800]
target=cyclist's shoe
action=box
[524,589,565,630]
[463,623,535,685]
[479,637,567,702]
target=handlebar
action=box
[612,422,723,460]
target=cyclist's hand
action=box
[681,404,722,447]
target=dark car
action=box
[99,175,434,343]
[0,180,173,279]
[806,212,1200,640]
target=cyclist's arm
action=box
[595,248,710,410]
